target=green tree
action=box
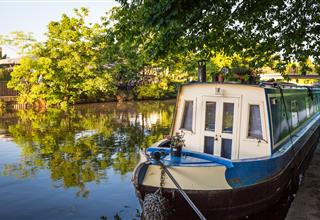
[99,7,149,100]
[116,0,320,68]
[0,31,36,55]
[98,7,189,100]
[8,8,116,107]
[208,52,262,82]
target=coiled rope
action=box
[143,189,171,220]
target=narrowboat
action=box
[132,77,320,219]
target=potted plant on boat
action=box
[167,131,185,158]
[232,67,260,84]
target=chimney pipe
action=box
[198,59,206,82]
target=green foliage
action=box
[284,58,315,75]
[100,6,197,99]
[116,0,320,68]
[135,67,184,99]
[8,8,116,107]
[99,7,146,93]
[8,57,47,104]
[137,79,173,99]
[0,31,36,55]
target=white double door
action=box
[201,96,239,159]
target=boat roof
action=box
[180,82,320,90]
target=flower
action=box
[169,131,185,148]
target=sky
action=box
[0,0,119,57]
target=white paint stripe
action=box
[143,164,232,190]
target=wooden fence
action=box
[0,81,17,96]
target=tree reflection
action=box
[1,100,174,197]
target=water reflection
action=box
[0,100,175,219]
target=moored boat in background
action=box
[132,79,320,219]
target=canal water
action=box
[0,100,175,220]
[0,100,293,220]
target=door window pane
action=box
[222,103,234,133]
[181,101,193,131]
[205,102,216,131]
[204,136,214,154]
[248,105,263,139]
[221,138,232,159]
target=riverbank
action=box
[285,142,320,220]
[0,95,177,111]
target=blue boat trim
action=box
[147,147,234,168]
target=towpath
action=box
[285,143,320,220]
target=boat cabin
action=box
[171,83,320,160]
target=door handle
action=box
[258,138,268,144]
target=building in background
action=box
[0,47,20,97]
[260,73,320,85]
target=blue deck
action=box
[147,147,233,168]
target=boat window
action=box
[297,95,307,123]
[269,90,319,148]
[221,138,232,159]
[181,100,193,131]
[222,103,234,133]
[204,136,214,154]
[248,105,263,139]
[270,97,289,146]
[205,102,216,131]
[291,100,298,112]
[291,101,299,127]
[307,97,314,116]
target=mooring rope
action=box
[157,160,207,220]
[142,151,206,220]
[143,189,171,220]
